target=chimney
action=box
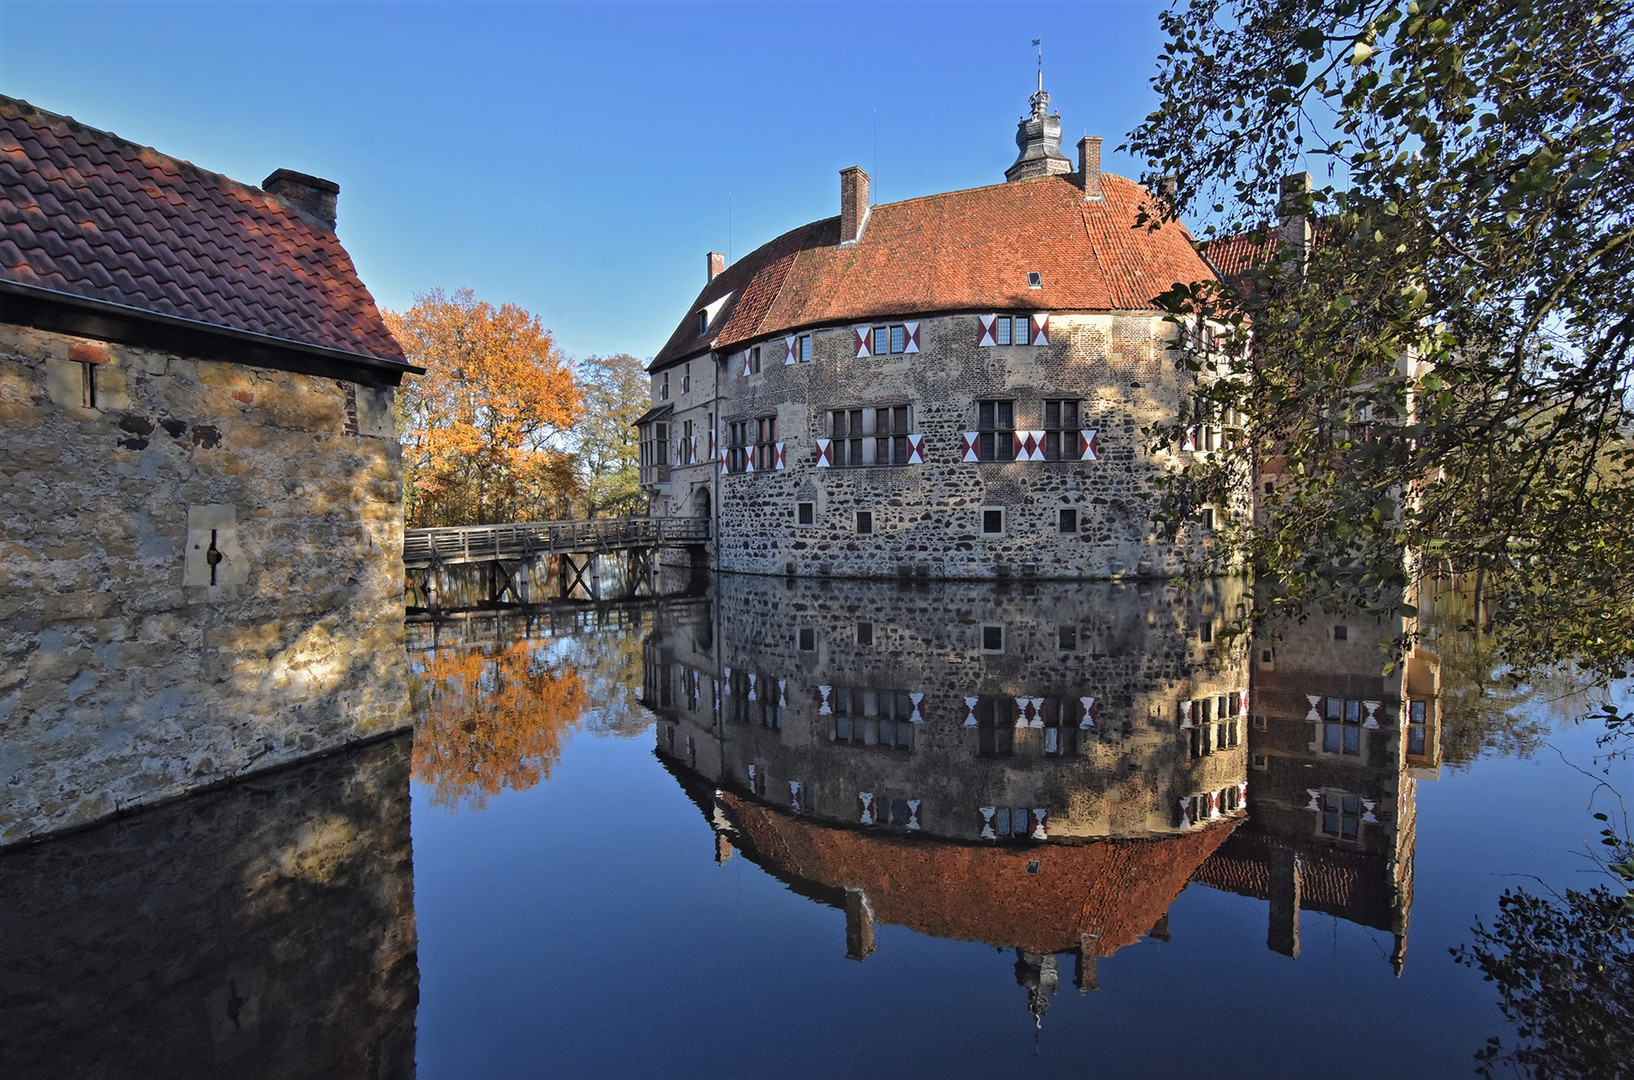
[706,251,725,283]
[1278,171,1314,270]
[262,168,339,231]
[840,166,871,245]
[1076,137,1103,201]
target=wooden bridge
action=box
[403,516,709,612]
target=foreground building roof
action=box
[0,94,408,375]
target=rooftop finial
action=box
[1031,38,1047,117]
[1007,41,1072,182]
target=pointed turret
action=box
[1005,55,1072,182]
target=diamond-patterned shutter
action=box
[814,438,832,467]
[904,321,920,353]
[963,696,979,726]
[1178,699,1194,729]
[961,432,980,463]
[1078,696,1098,729]
[906,800,922,831]
[817,684,833,715]
[908,692,925,723]
[1078,429,1100,461]
[773,442,786,470]
[977,314,997,347]
[905,433,925,465]
[858,792,876,826]
[1305,789,1323,811]
[1178,798,1194,828]
[1361,799,1379,823]
[789,780,802,812]
[689,435,699,463]
[854,327,872,358]
[1031,314,1050,345]
[1236,780,1249,810]
[1029,809,1049,840]
[1362,700,1382,729]
[744,452,755,474]
[718,441,728,471]
[784,335,797,365]
[1015,697,1045,728]
[1306,695,1323,721]
[1015,430,1046,461]
[1181,427,1199,452]
[978,806,998,840]
[747,673,757,701]
[708,430,717,460]
[742,350,753,377]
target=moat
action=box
[2,573,1628,1078]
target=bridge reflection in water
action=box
[645,574,1432,1025]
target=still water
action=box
[2,573,1628,1078]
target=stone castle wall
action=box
[651,311,1242,579]
[0,324,411,844]
[647,575,1249,842]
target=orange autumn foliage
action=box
[411,639,589,810]
[388,287,581,527]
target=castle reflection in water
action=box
[646,574,1441,1025]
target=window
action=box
[992,315,1030,346]
[680,419,694,464]
[1027,271,1042,288]
[1321,793,1362,839]
[1264,479,1275,496]
[798,627,816,651]
[727,420,749,473]
[745,346,762,375]
[855,510,874,535]
[797,500,815,525]
[856,621,873,646]
[682,364,690,395]
[639,420,671,481]
[696,311,708,334]
[1059,507,1078,534]
[1321,697,1363,755]
[831,687,914,750]
[870,324,912,355]
[1199,621,1214,644]
[1042,700,1079,756]
[973,698,1015,758]
[754,414,777,470]
[985,807,1041,838]
[80,362,97,408]
[797,333,813,362]
[660,372,669,400]
[829,406,912,466]
[1042,400,1081,460]
[1407,699,1430,756]
[976,400,1015,461]
[1251,752,1268,769]
[1333,624,1348,641]
[1058,625,1077,651]
[981,624,1004,652]
[981,507,1004,534]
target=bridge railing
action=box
[403,516,709,566]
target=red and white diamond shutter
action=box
[1078,696,1098,729]
[784,335,797,365]
[854,327,872,358]
[1031,314,1050,345]
[1015,431,1045,461]
[814,438,832,467]
[741,350,754,377]
[689,435,699,463]
[903,321,920,353]
[858,792,875,825]
[977,314,997,347]
[1078,429,1100,461]
[961,433,980,463]
[1181,427,1199,452]
[963,696,979,726]
[1029,809,1049,840]
[906,800,922,830]
[978,806,997,840]
[908,692,925,722]
[1178,699,1194,729]
[773,442,786,470]
[905,434,925,465]
[1362,701,1382,728]
[1236,780,1249,811]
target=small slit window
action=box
[797,500,815,525]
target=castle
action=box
[640,80,1232,580]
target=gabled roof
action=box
[0,95,408,372]
[652,172,1216,369]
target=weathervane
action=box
[1030,38,1049,117]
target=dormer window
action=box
[1027,271,1042,289]
[697,311,708,335]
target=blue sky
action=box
[0,0,1174,361]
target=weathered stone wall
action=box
[647,574,1249,843]
[651,311,1244,579]
[0,735,417,1079]
[0,324,410,844]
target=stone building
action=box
[639,82,1234,580]
[0,96,418,844]
[646,573,1250,1014]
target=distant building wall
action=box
[0,323,411,844]
[649,311,1241,580]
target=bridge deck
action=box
[403,517,708,569]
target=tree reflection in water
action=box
[411,639,588,810]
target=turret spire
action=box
[1006,44,1072,182]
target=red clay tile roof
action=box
[719,788,1238,956]
[652,172,1217,369]
[1193,827,1399,932]
[0,95,406,366]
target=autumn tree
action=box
[388,287,581,527]
[573,352,648,519]
[1127,0,1634,687]
[410,638,589,811]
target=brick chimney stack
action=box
[706,251,725,283]
[262,169,339,231]
[1077,137,1103,201]
[840,166,871,245]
